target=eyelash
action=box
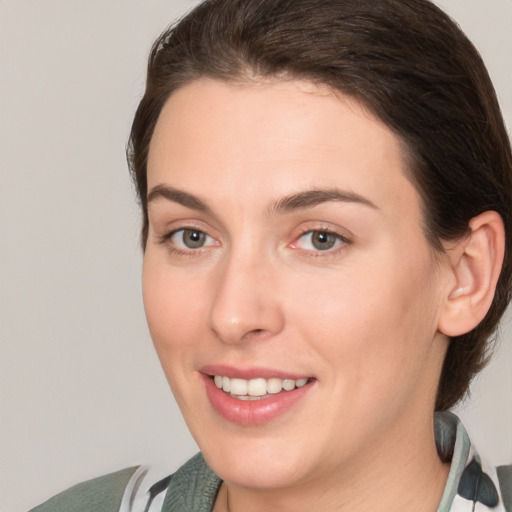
[158,227,217,256]
[157,226,352,257]
[291,227,352,257]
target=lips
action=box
[200,365,315,425]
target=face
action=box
[143,78,450,490]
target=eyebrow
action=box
[147,184,213,215]
[147,184,377,216]
[268,188,378,215]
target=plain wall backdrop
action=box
[1,1,511,511]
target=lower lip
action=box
[202,375,314,425]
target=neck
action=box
[215,413,450,512]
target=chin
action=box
[210,455,307,489]
[198,428,316,489]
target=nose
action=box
[208,252,285,345]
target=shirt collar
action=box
[435,411,471,511]
[161,412,504,512]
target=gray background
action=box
[1,1,511,511]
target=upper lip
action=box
[200,364,312,381]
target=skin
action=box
[143,78,454,511]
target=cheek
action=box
[288,249,440,378]
[142,261,212,422]
[142,260,208,358]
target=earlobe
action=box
[438,211,505,337]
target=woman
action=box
[30,0,512,511]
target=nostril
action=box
[239,328,270,343]
[246,328,266,338]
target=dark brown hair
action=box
[128,0,512,410]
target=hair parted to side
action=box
[127,0,512,411]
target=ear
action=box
[438,211,505,337]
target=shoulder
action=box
[118,454,221,512]
[159,453,221,512]
[26,454,219,512]
[29,466,139,512]
[497,464,512,511]
[434,412,512,512]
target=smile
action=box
[202,371,315,425]
[213,375,309,399]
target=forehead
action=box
[147,78,421,222]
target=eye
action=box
[293,230,349,252]
[168,228,216,250]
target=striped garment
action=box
[30,411,511,512]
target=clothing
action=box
[29,412,512,512]
[28,466,139,512]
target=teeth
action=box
[213,375,309,397]
[230,378,248,395]
[282,379,295,391]
[248,378,267,396]
[266,377,282,394]
[296,378,308,387]
[222,376,231,392]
